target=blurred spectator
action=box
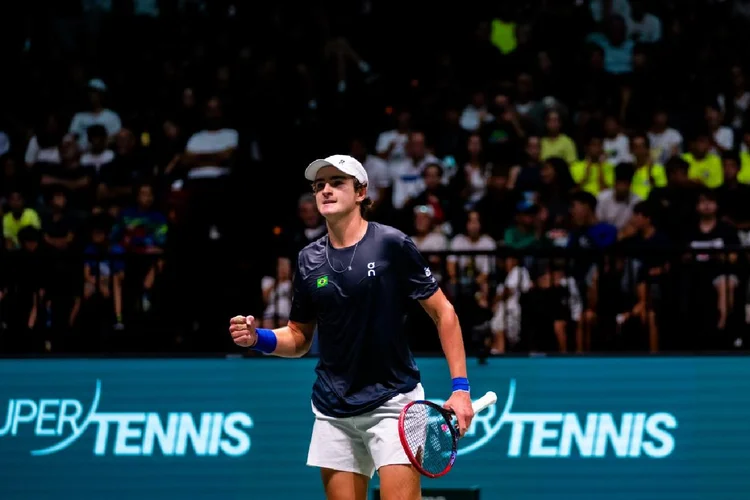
[648,156,701,242]
[481,95,525,166]
[111,182,168,312]
[570,135,613,196]
[261,257,292,329]
[705,104,734,154]
[684,188,742,348]
[629,132,667,199]
[80,125,115,172]
[586,15,635,76]
[69,79,122,151]
[718,65,750,131]
[459,91,494,133]
[82,216,125,336]
[716,151,750,245]
[1,156,32,206]
[40,188,78,252]
[684,129,723,188]
[25,113,63,168]
[504,199,546,250]
[452,134,491,210]
[411,205,448,277]
[540,110,577,164]
[349,137,390,213]
[596,162,641,232]
[602,115,631,166]
[490,257,531,354]
[182,97,237,243]
[1,227,47,352]
[519,263,568,352]
[509,136,542,192]
[97,128,151,211]
[285,193,325,260]
[389,131,440,211]
[406,163,453,232]
[39,134,93,211]
[627,0,662,44]
[475,165,516,242]
[3,190,41,250]
[375,110,411,162]
[647,109,683,165]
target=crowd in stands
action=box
[2,0,750,355]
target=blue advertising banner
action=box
[0,357,748,499]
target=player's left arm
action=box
[419,290,467,381]
[400,235,474,435]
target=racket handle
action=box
[472,391,498,413]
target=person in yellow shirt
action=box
[629,132,667,199]
[540,110,578,165]
[683,130,723,188]
[569,135,614,195]
[737,125,750,183]
[3,190,41,250]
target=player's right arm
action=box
[229,316,315,358]
[229,251,317,358]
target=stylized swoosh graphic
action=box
[30,380,102,456]
[458,379,515,456]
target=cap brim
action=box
[304,159,334,181]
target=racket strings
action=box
[402,404,456,475]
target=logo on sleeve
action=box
[424,267,432,277]
[316,276,329,288]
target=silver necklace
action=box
[325,235,360,273]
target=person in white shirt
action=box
[261,257,293,329]
[411,204,449,281]
[25,114,63,167]
[648,109,683,164]
[80,125,115,173]
[69,78,122,151]
[388,131,441,210]
[375,110,411,162]
[596,162,641,231]
[627,0,662,43]
[447,210,497,286]
[181,97,238,242]
[459,90,495,133]
[603,115,632,166]
[705,104,735,154]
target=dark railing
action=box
[0,247,747,356]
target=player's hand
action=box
[229,315,257,348]
[444,391,474,438]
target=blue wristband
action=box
[252,328,277,354]
[452,377,470,393]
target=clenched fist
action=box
[229,315,257,348]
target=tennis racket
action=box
[398,391,497,478]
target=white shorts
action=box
[306,384,425,478]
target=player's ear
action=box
[355,182,367,202]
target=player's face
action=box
[313,166,365,219]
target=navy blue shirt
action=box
[289,222,439,418]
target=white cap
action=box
[305,155,368,185]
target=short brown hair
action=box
[354,180,372,218]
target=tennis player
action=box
[229,154,474,500]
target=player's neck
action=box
[327,211,368,249]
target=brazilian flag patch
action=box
[317,276,329,288]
